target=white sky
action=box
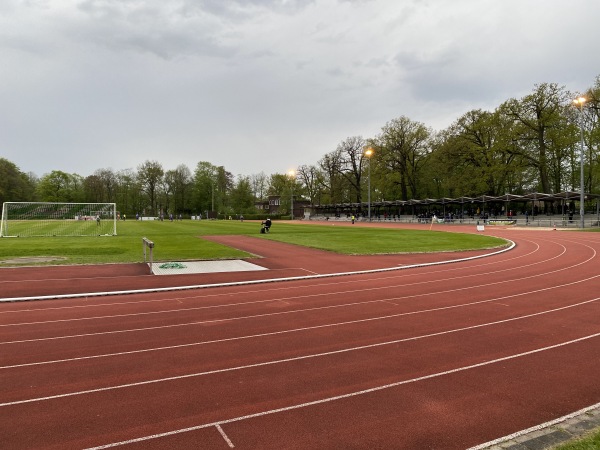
[1,0,599,179]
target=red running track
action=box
[1,222,600,449]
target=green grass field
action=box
[0,219,508,266]
[556,428,600,450]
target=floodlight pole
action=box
[365,147,374,222]
[574,97,586,229]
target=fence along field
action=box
[0,202,117,237]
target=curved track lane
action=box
[1,224,600,449]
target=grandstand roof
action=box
[313,191,600,210]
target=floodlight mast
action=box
[364,147,374,222]
[574,96,587,228]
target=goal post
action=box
[0,202,117,237]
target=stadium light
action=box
[364,147,374,221]
[574,96,587,228]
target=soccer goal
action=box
[0,202,117,237]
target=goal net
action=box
[0,202,117,237]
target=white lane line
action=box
[0,238,536,315]
[3,296,599,407]
[4,238,588,329]
[2,267,598,347]
[0,236,552,320]
[1,245,526,327]
[1,241,516,302]
[3,280,599,370]
[0,241,564,330]
[467,401,600,449]
[215,424,235,448]
[0,252,598,345]
[82,331,600,450]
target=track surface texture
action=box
[1,221,600,449]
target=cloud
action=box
[1,0,599,179]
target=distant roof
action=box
[314,191,600,209]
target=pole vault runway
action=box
[1,224,600,449]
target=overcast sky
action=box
[2,0,599,180]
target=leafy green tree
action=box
[499,83,575,193]
[215,166,234,215]
[83,174,104,203]
[434,109,527,197]
[373,116,431,200]
[83,168,117,203]
[115,169,137,217]
[268,172,302,215]
[0,158,36,206]
[36,170,84,202]
[172,164,192,216]
[162,170,176,215]
[137,160,164,216]
[191,162,233,216]
[192,161,217,216]
[578,77,600,194]
[318,151,345,205]
[230,176,256,214]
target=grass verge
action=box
[555,428,600,449]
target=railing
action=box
[309,215,600,229]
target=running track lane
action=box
[1,225,600,448]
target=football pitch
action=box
[0,219,507,266]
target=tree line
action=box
[1,77,599,218]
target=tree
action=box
[83,168,117,203]
[373,116,431,200]
[215,166,234,215]
[230,175,256,214]
[249,172,269,201]
[162,170,176,215]
[36,170,84,202]
[268,172,301,215]
[434,109,527,197]
[336,137,370,204]
[172,164,192,215]
[318,151,345,205]
[192,161,220,216]
[136,160,164,216]
[0,158,36,206]
[296,164,323,206]
[499,83,574,193]
[160,165,192,216]
[576,77,600,194]
[83,174,104,203]
[115,168,137,217]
